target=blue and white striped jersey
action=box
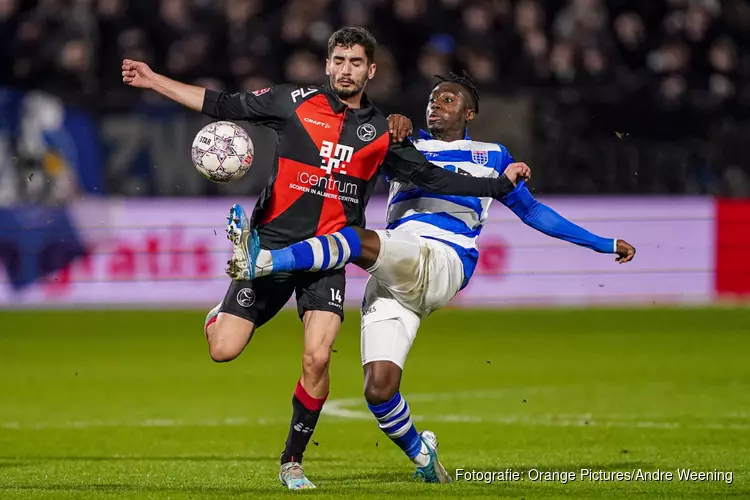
[385,130,514,288]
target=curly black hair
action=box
[434,70,480,114]
[327,27,377,63]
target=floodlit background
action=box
[0,1,748,499]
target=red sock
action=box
[205,315,218,335]
[281,380,328,464]
[294,379,328,411]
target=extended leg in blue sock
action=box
[368,392,426,462]
[253,227,363,278]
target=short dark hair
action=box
[327,27,377,63]
[434,70,480,114]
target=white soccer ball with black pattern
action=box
[191,121,254,183]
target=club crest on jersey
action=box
[252,87,271,97]
[472,150,489,165]
[357,123,377,142]
[236,288,256,307]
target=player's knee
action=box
[351,226,369,239]
[303,348,331,376]
[363,364,400,405]
[206,313,254,362]
[356,228,381,266]
[206,325,244,362]
[208,341,242,363]
[364,379,398,406]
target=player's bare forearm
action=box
[122,59,205,113]
[150,73,206,113]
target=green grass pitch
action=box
[1,307,749,499]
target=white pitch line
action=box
[0,417,289,430]
[2,389,748,431]
[321,392,750,431]
[2,414,747,431]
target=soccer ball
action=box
[191,121,254,183]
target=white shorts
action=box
[360,229,465,369]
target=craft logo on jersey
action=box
[252,87,271,97]
[472,150,489,166]
[357,123,376,142]
[304,117,332,129]
[319,140,354,175]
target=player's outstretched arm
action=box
[384,140,529,199]
[122,59,289,128]
[122,59,205,112]
[503,181,636,263]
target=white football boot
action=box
[413,430,451,484]
[225,203,258,280]
[279,461,316,490]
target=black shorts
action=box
[219,268,346,328]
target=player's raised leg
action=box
[361,282,451,484]
[225,205,382,280]
[203,300,255,362]
[205,264,298,363]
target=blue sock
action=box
[368,392,423,460]
[267,227,362,274]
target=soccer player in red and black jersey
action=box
[122,27,528,489]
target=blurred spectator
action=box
[613,12,648,70]
[706,37,739,107]
[515,0,544,36]
[553,0,609,46]
[284,49,323,85]
[459,45,499,90]
[0,0,19,85]
[365,46,400,104]
[550,41,577,85]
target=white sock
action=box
[254,249,273,277]
[411,441,430,467]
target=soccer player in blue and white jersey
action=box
[227,71,636,484]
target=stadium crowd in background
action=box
[1,0,750,197]
[4,0,749,114]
